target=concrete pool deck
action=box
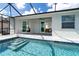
[0,34,17,41]
[0,34,79,44]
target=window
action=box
[22,21,26,32]
[62,15,75,28]
[41,22,45,32]
[22,21,30,32]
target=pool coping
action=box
[0,34,79,44]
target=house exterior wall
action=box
[14,9,79,41]
[10,18,15,34]
[30,19,40,33]
[52,10,79,40]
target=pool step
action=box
[14,38,25,43]
[11,39,27,46]
[8,40,30,50]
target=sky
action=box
[0,3,79,16]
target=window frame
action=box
[61,15,75,29]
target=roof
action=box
[15,8,79,17]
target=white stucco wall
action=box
[52,10,79,41]
[10,18,15,34]
[30,19,40,33]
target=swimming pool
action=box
[0,37,79,56]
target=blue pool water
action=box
[0,37,79,56]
